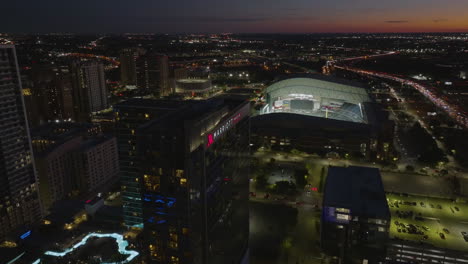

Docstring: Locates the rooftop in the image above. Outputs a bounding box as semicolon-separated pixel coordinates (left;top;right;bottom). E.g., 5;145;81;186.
114;98;194;110
176;78;210;83
323;166;390;219
266;76;370;105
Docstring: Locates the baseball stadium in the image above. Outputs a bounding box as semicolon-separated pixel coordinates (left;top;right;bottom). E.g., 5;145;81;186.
260;76;371;124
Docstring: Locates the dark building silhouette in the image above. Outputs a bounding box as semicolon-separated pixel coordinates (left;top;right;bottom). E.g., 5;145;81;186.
120;48;143;86
136;53;170;97
70;61;108;122
114;99;190;228
321;166;390;264
28;65;74;125
0;45;43;241
115;97;250;263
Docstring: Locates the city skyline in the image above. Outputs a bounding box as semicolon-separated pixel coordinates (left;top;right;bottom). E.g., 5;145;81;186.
1;4;468;261
1;0;468;33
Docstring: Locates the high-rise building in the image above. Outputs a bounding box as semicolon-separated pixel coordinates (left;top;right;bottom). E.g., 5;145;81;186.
114;99;191;228
0;45;43;240
20;76;39;128
120;48;140;86
136;97;250;264
70;61;108;122
31;123;117;212
321;166;390;264
29;65;73;125
33;135;82;211
136;54;170;97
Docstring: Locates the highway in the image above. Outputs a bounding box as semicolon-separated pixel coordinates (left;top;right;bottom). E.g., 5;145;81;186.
330;60;468;129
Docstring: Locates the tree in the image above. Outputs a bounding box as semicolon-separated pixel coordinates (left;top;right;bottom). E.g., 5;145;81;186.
294;169;308;188
290;149;302;155
273;181;296;195
255;175;268;190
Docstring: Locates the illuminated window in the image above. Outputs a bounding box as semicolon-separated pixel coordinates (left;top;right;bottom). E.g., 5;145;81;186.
182;228;190;235
149;244;160;260
22;89;32;96
131;129;135;135
180;178;187;187
336;214;350;221
336;208;350;213
175;169;184;177
171;256;179;264
169;241;178;249
144;174;160;192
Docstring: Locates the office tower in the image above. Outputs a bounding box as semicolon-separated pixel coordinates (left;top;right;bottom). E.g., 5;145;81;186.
136;54;170;97
114;99;191;228
137;97;250;264
70;61;108;122
0;45;43;240
321;166;390;264
29;65;74;125
20;76;39;128
120;48;140;86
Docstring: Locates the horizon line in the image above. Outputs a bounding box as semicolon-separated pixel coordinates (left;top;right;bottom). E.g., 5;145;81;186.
2;31;468;35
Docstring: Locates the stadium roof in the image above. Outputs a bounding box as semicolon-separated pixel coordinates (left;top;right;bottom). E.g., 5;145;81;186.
266;77;370;104
323;166;390;219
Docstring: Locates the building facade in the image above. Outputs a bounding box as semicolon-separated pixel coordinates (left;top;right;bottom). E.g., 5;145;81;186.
70;61;108;122
34;136;82;211
31;123;116;212
72;136;119;195
321;166;390;264
114;99;190;228
120;48;144;86
0;45;43;241
175;79;213;98
29;65;74;125
136;54;170;97
137;98;250;264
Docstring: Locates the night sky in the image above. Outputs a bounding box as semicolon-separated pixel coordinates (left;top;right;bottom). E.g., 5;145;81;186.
3;0;468;33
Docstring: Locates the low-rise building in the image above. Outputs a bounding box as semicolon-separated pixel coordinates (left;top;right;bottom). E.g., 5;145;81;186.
321;166;390;264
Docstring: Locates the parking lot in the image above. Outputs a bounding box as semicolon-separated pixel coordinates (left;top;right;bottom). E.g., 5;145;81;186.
387;193;468;251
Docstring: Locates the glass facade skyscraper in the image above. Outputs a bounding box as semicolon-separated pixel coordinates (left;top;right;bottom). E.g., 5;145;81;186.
0;45;43;240
115;97;250;263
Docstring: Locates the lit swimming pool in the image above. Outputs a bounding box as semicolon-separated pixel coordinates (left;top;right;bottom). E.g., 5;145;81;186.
32;233;139;264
